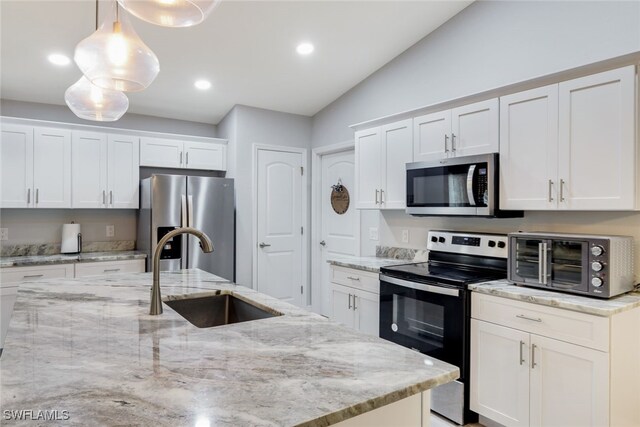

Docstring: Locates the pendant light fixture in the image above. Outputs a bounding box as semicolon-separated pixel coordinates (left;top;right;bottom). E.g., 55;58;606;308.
65;0;129;122
117;0;219;28
74;0;159;92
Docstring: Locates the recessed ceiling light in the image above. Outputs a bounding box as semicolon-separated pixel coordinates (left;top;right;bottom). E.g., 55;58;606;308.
296;42;314;56
194;79;212;90
48;53;71;66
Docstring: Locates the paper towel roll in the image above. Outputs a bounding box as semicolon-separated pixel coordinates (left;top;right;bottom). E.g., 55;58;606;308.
61;223;82;254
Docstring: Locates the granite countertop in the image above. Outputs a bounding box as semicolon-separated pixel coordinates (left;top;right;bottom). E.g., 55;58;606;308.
327;255;411;273
0;250;147;268
0;269;459;426
470;279;640;317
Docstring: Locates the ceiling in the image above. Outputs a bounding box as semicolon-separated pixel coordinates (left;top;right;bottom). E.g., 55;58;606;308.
0;1;472;124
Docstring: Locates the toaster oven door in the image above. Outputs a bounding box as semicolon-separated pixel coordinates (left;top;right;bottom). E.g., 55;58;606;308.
548;239;589;292
510;237;550;286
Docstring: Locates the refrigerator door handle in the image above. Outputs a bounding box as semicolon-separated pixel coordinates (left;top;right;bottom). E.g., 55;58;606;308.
181;195;187;228
188;195;194;228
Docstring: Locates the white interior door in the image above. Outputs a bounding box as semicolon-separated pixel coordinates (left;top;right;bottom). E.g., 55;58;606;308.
320;150;358;316
256;149;304;307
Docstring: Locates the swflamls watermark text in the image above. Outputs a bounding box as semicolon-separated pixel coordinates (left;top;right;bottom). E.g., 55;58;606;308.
3;409;70;421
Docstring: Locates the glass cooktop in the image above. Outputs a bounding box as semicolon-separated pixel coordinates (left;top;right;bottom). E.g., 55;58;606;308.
381;262;505;287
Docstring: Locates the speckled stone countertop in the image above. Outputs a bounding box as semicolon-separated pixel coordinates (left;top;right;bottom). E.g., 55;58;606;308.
470;279;640;317
0;269;458;426
0;250;147;268
327;255;407;272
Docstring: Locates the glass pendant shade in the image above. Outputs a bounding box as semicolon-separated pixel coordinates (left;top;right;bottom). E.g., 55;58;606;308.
74;1;159;92
117;0;219;27
65;76;129;122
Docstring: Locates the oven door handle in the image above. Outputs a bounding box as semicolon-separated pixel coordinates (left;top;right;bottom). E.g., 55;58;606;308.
380;274;460;297
466;164;477;206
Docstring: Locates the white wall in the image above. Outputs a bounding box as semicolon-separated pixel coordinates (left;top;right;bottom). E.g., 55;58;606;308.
218;105;312;287
310;0;640;275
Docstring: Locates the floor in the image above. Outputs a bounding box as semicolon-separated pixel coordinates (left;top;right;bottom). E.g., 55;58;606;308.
430;412;485;427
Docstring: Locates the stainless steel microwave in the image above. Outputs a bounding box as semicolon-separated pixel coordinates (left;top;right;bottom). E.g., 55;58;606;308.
508;232;635;298
406;153;521;217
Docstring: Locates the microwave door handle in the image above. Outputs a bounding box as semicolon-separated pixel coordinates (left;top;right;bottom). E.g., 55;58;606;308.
466;165;477;206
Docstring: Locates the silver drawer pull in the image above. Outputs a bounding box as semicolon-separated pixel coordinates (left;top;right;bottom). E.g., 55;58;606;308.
23;274;44;279
347;276;360;281
516;314;542;322
104;268;121;273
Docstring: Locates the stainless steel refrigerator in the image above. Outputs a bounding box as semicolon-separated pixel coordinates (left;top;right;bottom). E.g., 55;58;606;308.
137;174;235;281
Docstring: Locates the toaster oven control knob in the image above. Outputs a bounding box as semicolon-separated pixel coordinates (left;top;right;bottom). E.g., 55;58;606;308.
591;261;604;272
497;241;506;249
591;245;604;257
438;237;446;243
591;277;604;287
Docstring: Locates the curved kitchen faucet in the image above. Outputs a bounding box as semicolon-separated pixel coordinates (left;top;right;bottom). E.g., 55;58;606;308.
150;227;214;315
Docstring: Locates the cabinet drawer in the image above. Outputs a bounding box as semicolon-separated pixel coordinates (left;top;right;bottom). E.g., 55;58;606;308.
330;266;379;294
472;293;609;351
1;264;74;284
74;259;145;278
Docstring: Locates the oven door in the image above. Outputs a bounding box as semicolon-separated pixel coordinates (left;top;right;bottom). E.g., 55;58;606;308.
379;274;467;370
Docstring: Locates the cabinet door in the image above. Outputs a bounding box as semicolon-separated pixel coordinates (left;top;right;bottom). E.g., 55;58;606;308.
558;66;636;210
139;137;183;168
354;289;379;336
331;283;356;329
33;127;71;208
355;127;382;209
530;334;609;427
184;141;226;171
413;110;451;162
470;319;530;427
108;134;140;209
72;131;108;208
0;124;33;208
451;98;499;157
500;86;559;210
381;119;412;209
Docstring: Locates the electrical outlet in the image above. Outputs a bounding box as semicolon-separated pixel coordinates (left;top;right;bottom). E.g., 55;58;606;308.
401;229;409;243
106;225;115;238
0;228;8;241
369;227;379;241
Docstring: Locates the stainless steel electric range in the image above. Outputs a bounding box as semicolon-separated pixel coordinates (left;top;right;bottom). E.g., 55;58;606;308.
379;230;509;425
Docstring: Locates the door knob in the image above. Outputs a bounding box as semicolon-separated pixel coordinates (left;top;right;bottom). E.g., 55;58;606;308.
259;242;271;248
320;240;326;246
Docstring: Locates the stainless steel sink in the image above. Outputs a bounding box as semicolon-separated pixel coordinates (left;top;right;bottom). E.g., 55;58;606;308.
164;293;282;328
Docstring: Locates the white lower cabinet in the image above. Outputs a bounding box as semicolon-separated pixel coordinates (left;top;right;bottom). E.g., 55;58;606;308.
471;293;638;427
329;266;380;336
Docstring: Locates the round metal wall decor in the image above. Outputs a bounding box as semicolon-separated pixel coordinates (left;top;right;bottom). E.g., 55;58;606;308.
330;179;350;215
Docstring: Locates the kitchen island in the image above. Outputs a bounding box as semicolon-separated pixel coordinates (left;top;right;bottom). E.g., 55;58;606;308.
0;269;458;426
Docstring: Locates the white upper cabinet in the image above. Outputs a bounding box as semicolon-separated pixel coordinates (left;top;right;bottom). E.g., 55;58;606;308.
72;131;108;209
557;66;636;210
356;119;412;209
500;65;637;211
32;127;72;208
140;137;227;171
451;98;499;157
355;127;383;209
107;134;139;209
500;85;559;210
413;98;499;162
0;124;33;208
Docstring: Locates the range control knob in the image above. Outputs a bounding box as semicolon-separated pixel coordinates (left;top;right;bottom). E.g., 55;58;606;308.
488;240;496;248
497;241;506;249
591;277;604;288
591;261;604;272
438;237;446;243
591;245;605;257
430;236;438;243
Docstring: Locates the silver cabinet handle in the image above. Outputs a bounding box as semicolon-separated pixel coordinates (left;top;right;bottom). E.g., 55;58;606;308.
259;242;271;248
375;189;379;204
380;189;384;204
104;268;121;273
516;314;543;322
353;295;357;310
531;344;537;369
348;293;352;309
548;180;554;202
444;134;449;153
519;340;525;365
186;152;189;165
109;190;113;205
180;151;183;165
27;188;31;204
560;179;566;202
347;276;361;281
23;274;44;279
451;133;456;152
103;190;106;205
35;188;39;204
319;240;326;246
